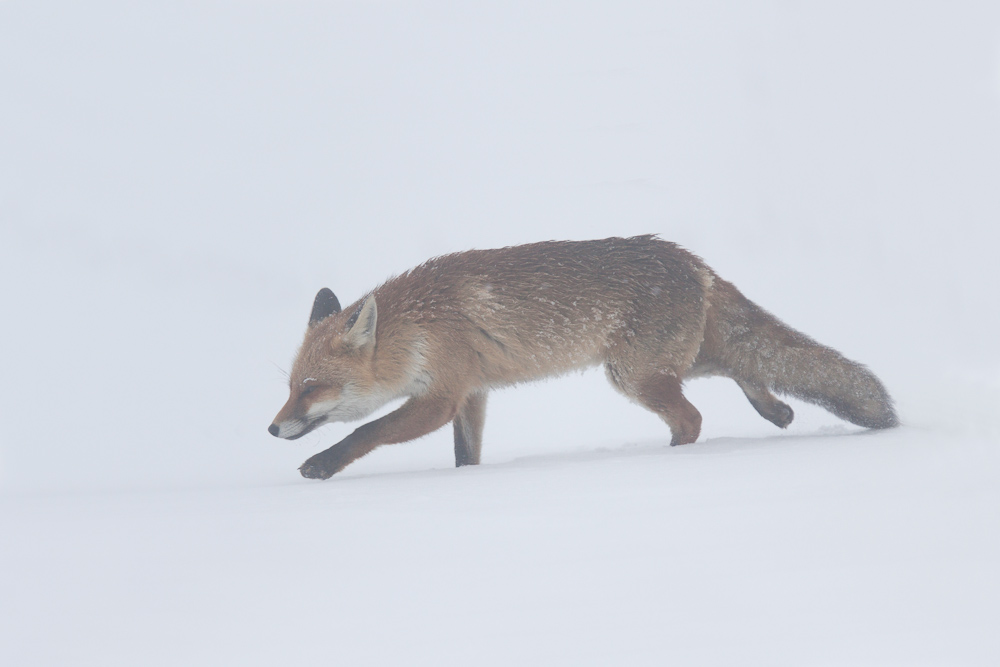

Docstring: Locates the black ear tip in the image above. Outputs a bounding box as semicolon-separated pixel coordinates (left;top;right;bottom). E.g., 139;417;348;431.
309;288;342;325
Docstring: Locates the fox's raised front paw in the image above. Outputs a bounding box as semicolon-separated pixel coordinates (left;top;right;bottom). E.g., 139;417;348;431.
299;452;345;480
299;459;334;480
299;442;358;480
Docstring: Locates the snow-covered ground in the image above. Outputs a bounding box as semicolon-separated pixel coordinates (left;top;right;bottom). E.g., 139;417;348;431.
2;2;998;665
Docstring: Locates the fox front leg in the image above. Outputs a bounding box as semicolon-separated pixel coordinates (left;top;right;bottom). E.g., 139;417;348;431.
453;392;487;467
299;394;461;479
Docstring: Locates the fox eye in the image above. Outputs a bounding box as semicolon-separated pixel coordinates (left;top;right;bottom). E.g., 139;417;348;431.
301;385;318;397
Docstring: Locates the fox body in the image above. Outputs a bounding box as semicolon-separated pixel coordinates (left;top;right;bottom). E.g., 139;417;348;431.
269;236;897;479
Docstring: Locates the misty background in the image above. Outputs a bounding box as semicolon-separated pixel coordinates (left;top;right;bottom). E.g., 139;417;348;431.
1;3;999;665
3;1;997;491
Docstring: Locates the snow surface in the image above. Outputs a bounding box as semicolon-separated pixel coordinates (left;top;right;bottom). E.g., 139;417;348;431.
2;1;999;665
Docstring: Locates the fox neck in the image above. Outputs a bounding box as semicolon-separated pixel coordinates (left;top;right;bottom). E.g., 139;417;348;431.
381;332;432;399
347;331;431;419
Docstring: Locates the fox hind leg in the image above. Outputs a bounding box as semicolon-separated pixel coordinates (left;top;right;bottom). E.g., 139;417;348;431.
607;363;702;446
736;379;794;429
637;374;702;446
453;392;487;467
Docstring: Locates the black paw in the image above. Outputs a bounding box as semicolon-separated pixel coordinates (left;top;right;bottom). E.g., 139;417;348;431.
299;455;336;480
769;402;794;429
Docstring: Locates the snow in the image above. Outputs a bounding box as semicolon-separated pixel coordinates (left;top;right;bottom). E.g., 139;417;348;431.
2;1;999;665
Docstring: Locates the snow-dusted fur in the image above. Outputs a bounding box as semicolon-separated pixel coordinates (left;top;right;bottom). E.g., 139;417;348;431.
270;236;897;479
693;276;898;431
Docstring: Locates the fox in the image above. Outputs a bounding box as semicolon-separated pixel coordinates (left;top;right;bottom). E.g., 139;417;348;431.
269;236;898;479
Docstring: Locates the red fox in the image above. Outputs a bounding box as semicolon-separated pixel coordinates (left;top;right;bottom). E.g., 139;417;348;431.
269;236;897;479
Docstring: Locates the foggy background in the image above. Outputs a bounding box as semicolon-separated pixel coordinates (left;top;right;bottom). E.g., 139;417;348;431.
2;1;997;491
1;2;999;665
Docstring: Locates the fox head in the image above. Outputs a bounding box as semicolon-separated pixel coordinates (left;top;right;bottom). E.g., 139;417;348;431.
269;288;384;440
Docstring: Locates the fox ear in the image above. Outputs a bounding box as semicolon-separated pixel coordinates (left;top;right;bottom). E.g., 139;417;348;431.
309;288;341;326
343;296;377;349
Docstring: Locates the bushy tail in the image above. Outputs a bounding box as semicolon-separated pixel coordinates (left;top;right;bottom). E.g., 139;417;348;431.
705;279;898;429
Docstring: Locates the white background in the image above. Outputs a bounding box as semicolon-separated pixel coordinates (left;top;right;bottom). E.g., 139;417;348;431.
2;2;998;665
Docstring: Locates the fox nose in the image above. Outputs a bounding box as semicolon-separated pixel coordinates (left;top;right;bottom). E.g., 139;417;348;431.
268;424;280;437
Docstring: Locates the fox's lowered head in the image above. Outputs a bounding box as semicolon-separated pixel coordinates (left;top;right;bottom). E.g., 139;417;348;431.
269;288;386;440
